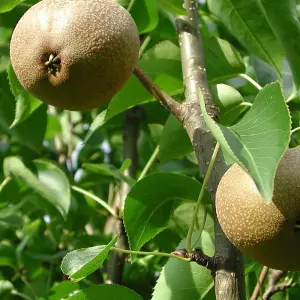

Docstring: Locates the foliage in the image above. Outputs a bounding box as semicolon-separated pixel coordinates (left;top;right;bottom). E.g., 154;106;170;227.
0;0;299;300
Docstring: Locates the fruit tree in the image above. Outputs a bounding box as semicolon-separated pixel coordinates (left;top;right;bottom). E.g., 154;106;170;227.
0;0;299;300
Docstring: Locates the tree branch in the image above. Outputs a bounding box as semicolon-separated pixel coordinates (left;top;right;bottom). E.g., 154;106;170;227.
175;1;245;299
133;67;184;121
172;248;218;271
250;266;269;300
263;269;291;300
106;106;144;284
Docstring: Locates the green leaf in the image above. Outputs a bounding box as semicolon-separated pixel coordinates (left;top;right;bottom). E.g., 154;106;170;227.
120;158;132;172
0;243;16;269
16;219;41;255
66;284;142;300
0;280;14;298
259;0;300;88
40;281;80;300
85;38;244;141
204;37;245;83
3;157;71;219
83;163;135;186
0;214;22;228
61;235;118;282
211;84;248;126
0;179;20;209
124;173;210;256
0;70;47;152
152;232;214;300
8;64;42;127
0;74;47;152
108;41;183;119
169;203;214;239
208;0;284;75
130;0;159;34
159;114;192;161
0;199;28;218
199;82;291;202
11;104;47;152
0;45;9;73
0;0;23;13
157;0;186;15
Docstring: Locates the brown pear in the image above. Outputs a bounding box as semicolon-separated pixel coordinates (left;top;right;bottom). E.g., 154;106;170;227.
216;148;300;271
10;0;140;111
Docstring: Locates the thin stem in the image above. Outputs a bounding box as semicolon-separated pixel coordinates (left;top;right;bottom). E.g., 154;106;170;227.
18;3;31;7
133;67;184;120
239;73;262;90
240;102;253;107
291;126;300;134
20;276;37;300
127;0;135;12
0;177;12;191
111;247;189;262
138;146;159;180
11;290;32;300
71;186;117;218
186;143;220;253
139;36;151;58
46;263;54;293
192;208;207;248
250;266;269;300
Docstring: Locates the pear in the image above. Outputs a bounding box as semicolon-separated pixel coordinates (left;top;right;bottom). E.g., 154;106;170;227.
10;0;140;111
216;148;300;270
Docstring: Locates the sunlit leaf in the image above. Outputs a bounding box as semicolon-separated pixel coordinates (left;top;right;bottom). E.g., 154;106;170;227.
8;64;42;127
4;157;71;218
61;235;118;282
66;284;142;300
199;82;291;202
152;232;215;300
124;173;210;257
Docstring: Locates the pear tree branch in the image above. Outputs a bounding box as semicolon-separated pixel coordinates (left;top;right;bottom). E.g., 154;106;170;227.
133;67;184;121
250;266;269;300
106;106;144;284
263;269;291;300
175;1;245;299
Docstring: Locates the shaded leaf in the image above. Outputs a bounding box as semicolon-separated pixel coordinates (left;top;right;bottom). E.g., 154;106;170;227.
0;75;47;152
159;114;192;161
208;0;284;75
259;0;300;88
204;37;245;83
211;84;247;125
8;64;42;127
0;71;47;152
157;0;186;15
0;179;20;209
0;198;28;218
0;0;23;13
66;284;142;300
83;163;135;186
0;280;14;298
61;235;118;282
0;243;16;269
16;219;41;255
152;232;214;300
40;281;80;300
199;82;291;202
170;203;214;239
4;157;71;218
130;0;159;34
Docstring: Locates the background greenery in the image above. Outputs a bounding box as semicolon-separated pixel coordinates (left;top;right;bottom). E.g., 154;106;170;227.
1;0;300;299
